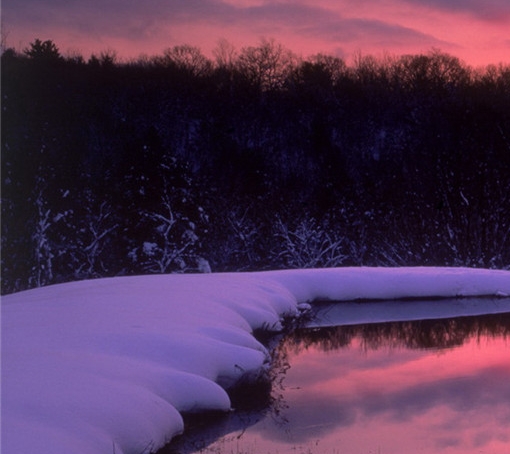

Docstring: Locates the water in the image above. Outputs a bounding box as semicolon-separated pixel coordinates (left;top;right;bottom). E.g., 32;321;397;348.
166;299;510;454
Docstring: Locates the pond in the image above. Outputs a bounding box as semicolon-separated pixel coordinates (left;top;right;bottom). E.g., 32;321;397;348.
164;298;510;454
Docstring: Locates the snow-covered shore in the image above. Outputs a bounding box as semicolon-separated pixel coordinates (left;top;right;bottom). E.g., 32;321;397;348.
2;267;510;454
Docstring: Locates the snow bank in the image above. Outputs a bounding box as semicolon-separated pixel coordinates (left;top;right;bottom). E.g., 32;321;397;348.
2;267;509;454
261;266;510;302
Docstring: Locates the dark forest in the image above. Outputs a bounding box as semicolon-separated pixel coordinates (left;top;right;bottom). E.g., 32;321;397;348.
2;39;510;294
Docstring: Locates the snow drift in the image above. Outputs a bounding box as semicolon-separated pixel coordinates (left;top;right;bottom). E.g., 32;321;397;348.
2;267;510;454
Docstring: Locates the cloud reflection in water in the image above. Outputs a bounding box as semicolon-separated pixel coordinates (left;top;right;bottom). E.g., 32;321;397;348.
253;313;510;453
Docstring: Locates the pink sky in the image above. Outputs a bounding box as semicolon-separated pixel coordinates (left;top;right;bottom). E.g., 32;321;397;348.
3;0;510;66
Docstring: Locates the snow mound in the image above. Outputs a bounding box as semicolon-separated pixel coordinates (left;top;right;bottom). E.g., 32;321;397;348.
2;267;510;454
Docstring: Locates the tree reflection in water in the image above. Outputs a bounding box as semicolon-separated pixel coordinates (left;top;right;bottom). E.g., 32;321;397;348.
284;312;510;353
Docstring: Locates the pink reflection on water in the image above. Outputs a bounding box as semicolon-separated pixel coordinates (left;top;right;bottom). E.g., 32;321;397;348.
275;336;510;453
196;317;510;454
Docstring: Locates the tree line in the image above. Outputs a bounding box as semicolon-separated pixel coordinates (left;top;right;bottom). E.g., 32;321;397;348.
2;39;510;294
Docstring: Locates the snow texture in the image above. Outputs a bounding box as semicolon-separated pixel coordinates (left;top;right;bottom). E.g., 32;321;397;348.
2;267;510;454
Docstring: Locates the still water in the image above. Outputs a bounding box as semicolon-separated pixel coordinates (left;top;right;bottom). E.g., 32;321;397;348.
168;300;510;454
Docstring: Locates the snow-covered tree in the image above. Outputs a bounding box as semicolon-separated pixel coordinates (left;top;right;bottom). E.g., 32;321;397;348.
68;195;120;279
272;217;347;269
132;190;209;274
29;181;56;288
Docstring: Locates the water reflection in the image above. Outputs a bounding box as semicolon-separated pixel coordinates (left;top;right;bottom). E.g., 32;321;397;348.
290;310;510;351
166;307;510;454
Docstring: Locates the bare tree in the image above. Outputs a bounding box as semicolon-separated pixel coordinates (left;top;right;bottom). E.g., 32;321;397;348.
213;38;237;69
162;44;212;77
238;38;297;90
308;53;347;84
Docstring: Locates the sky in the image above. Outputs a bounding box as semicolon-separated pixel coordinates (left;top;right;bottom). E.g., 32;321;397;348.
2;0;510;67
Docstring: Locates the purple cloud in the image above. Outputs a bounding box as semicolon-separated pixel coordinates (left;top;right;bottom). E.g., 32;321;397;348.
301;16;451;48
401;0;510;21
2;0;443;45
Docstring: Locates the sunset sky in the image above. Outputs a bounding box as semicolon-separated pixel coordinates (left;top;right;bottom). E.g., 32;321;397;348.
3;0;510;66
